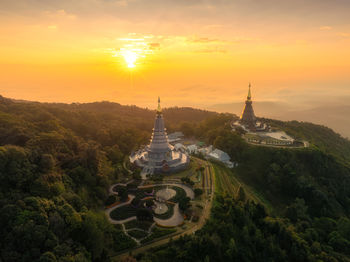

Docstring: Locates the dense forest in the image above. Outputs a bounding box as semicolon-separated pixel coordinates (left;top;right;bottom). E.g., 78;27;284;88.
139;123;350;261
0;96;217;261
0;95;350;261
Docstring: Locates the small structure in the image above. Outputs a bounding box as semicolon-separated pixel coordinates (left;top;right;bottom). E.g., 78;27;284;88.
198;145;213;156
174;143;185;152
168;131;184;143
130;98;190;176
208;149;234;168
196;145;235;168
187;144;198;154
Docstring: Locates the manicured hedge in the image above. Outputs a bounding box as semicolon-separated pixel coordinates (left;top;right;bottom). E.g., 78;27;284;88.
124;220;153;231
127;229;149;239
110;204;138;220
140;227;177;244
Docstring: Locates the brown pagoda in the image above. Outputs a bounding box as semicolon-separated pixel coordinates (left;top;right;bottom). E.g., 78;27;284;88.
240;83;257;130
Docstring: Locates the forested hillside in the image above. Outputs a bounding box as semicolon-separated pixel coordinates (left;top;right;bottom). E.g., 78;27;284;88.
264;118;350;164
139;121;350;262
1;95;350;262
0;96;217;261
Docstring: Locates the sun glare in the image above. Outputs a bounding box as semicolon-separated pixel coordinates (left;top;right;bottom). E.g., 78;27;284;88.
121;50;138;68
113;35;157;70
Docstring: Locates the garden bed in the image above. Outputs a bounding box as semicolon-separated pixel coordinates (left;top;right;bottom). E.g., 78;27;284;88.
140;226;177;244
124;220;153;231
153;203;174;220
127;229;149;239
169;186;187;202
110;204;138;220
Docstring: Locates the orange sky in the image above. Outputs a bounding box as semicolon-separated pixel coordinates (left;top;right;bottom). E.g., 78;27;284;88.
0;0;349;110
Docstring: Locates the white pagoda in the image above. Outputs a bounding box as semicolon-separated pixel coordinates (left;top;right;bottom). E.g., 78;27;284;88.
130;97;189;177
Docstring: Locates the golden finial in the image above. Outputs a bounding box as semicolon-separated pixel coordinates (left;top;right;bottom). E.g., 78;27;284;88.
157;96;162;113
247;83;252;100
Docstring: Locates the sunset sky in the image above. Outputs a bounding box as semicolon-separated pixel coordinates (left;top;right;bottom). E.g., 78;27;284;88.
0;0;349;111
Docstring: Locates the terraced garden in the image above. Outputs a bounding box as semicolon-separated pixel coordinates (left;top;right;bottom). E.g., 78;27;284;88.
213;164;273;213
214;165;238;196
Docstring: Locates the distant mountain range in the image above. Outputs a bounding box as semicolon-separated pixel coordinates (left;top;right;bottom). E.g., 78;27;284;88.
4;94;349;139
208;101;350;139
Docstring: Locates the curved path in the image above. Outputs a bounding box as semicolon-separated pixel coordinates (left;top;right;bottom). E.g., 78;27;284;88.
154;203;184;227
109;180;134;195
105;182;194;226
112;159;215;260
139;183;194;200
105;194;136;224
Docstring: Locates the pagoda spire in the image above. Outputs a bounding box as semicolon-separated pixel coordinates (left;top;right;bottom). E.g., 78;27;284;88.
247;83;252;101
157;96;162;113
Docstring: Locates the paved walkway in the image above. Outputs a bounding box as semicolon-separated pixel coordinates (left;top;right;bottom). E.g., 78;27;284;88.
139;183;194;200
109;180;135;195
112;159;215;260
106;182;194;225
154;203;184;227
105;194;136;224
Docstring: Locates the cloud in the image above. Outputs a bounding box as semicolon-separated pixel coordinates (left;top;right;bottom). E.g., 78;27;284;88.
189;37;221;43
187;36;227;44
42;9;76;20
194;48;227;53
47;25;58;30
320;26;332;30
337;32;350;37
185;36;230;53
113;0;128;7
149;43;160;50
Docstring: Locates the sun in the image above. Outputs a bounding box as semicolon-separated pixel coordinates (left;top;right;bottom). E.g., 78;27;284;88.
121;50;138;68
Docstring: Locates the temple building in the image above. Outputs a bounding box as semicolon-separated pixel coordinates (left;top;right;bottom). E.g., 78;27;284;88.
232;84;302;147
130;97;190;177
240;83;257;130
237;83;268;132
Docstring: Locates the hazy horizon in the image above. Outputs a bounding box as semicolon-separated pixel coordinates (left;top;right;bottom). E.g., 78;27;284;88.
4;91;349;139
0;0;349;136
